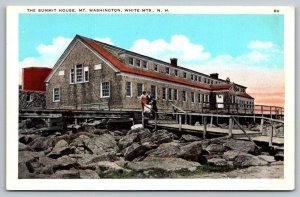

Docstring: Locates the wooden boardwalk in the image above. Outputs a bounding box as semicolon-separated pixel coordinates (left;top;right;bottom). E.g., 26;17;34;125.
151;122;284;146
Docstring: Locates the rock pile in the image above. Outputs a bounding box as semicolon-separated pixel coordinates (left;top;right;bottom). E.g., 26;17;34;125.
18;119;282;179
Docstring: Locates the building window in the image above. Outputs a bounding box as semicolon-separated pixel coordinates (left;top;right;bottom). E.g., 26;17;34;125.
70;69;75;84
162;87;166;100
204;78;207;84
168;88;172;100
151;85;157;99
135;59;141;67
173;89;178;101
129;57;134;65
154;64;158;72
191;92;195;103
75;64;83;83
101;82;110;98
198;93;201;103
198;76;201;82
166;67;170;74
126;81;132;97
84;67;89;82
26;93;32;102
182;91;187;102
194;76;198;81
190;74;194;80
137;83;143;97
142;60;147;69
174;69;178;76
53;88;60;102
183;72;187;78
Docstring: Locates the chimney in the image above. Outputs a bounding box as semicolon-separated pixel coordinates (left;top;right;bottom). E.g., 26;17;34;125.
210;73;219;79
170;58;178;66
226;77;230;83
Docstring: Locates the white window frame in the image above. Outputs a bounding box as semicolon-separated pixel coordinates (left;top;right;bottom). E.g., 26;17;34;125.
142;60;148;69
183;72;187;79
126;81;132;97
26;93;33;102
182;91;187;102
166;67;170;75
154;64;158;72
162;87;166;100
137;83;144;97
84;66;89;82
174;69;178;77
129;57;134;66
151;85;157;99
173;89;178;101
70;68;75;84
135;59;141;67
75;64;83;83
101;81;110;98
191;92;195;103
53;88;60;102
168;88;172;101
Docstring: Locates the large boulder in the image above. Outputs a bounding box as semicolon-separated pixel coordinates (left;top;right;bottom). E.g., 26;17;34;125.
178;141;202;162
50;169;80;179
47;140;74;158
79;170;100;179
137;129;152;143
18;163;31;179
19;151;45;164
127;157;201;172
258;155;276;163
180;134;201;142
207;158;228;167
223;150;240;161
224;139;258;154
118;133;139;150
146;142;180;158
150;130;176;145
233;153;268;168
205;144;226;155
123;143;152;161
19;134;38;144
29;136;57;151
85;134;119;155
52;155;79;172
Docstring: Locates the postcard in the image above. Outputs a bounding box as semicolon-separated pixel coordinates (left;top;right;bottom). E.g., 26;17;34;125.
6;6;295;190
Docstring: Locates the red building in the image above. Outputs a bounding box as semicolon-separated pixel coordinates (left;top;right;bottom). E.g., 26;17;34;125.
22;67;52;92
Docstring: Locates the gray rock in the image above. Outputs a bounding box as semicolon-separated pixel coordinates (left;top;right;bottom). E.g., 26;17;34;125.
137;129;152;143
19;142;30;151
127;157;201;172
47;140;74;158
207;158;228;167
178;141;202;162
150;130;176;145
224;139;258;154
93;129;109;135
19;134;38;144
18;163;30;178
223;150;240;161
52;155;79;172
180;134;201;142
233;153;268;167
258;155;276;163
29;136;56;151
205;144;226;153
50;169;80;179
19;151;45;164
123;142;152;161
79;170;100;179
88;161;124;174
85;134;119;155
118;133;138;149
147;142;181;158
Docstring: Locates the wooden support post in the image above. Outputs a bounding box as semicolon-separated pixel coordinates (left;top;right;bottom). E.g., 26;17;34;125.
75;118;78;125
261;106;264;117
260;118;264;133
189;114;192;125
185;113;187;125
154;112;157;131
179;114;182;132
270;106;272;119
210;116;213;127
269;124;274;146
203;116;207;139
201;115;204;125
228;117;233;138
142;107;144;128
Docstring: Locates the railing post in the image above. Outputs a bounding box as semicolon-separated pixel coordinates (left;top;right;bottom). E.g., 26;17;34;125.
203;116;207;139
261;106;264;117
269;124;274;146
189;114;192;125
141;107;144;128
154;112;157;130
228;117;233;138
270;106;272;119
210;116;213;127
260;118;264;133
179;114;182;132
185;112;187;125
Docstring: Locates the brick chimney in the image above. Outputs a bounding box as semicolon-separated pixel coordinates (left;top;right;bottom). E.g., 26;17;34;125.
210;73;219;79
170;58;178;66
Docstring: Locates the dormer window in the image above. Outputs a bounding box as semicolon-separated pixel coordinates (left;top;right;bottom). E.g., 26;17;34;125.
190;74;194;80
129;57;134;65
154;64;158;72
194;75;198;81
135;59;141;67
183;72;187;78
142;60;147;69
166;67;170;74
174;69;178;76
198;76;201;82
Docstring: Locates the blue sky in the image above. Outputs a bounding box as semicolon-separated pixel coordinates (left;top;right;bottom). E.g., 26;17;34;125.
18;13;285;106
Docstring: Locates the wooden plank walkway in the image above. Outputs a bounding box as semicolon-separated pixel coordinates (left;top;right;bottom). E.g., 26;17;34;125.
152;123;284;145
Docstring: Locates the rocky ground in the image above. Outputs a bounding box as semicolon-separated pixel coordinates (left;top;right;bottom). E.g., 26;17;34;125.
18;118;284;179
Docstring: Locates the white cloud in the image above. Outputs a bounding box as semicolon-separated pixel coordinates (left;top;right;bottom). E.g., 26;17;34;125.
247;41;274;50
94;37;114;45
129;35;211;64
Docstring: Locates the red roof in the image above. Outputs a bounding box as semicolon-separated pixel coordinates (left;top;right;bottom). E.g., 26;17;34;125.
78;36;253;100
23;67;52;92
236;92;254;99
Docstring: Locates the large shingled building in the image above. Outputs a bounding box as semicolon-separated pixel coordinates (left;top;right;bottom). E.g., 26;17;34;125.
45;35;254;112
